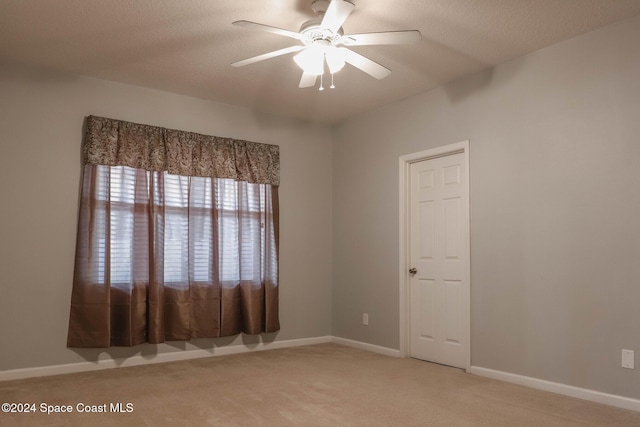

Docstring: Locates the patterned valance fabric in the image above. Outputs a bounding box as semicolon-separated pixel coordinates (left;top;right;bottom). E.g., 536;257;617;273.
83;115;280;186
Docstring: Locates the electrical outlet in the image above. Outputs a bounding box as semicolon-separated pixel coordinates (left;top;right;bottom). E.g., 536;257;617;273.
362;313;369;326
622;349;634;369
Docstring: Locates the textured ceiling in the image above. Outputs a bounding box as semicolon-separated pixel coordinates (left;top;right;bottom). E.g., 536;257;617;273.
1;0;639;124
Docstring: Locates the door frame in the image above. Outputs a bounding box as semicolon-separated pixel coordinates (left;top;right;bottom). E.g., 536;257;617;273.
398;140;471;370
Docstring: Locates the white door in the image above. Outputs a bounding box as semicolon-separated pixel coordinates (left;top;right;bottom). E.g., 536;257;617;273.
409;152;469;368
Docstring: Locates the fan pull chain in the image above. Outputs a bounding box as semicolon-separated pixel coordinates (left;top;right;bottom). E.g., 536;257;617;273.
330;73;335;89
319;74;324;91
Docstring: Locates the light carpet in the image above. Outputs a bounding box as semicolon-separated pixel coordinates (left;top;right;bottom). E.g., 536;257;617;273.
1;343;639;426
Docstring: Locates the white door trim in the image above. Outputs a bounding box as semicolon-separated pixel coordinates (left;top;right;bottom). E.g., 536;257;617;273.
398;140;470;369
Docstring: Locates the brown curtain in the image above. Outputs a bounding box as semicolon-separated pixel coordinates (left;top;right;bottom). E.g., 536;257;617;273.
67;116;279;348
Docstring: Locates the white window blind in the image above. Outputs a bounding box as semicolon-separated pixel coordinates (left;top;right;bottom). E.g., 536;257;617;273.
91;165;275;288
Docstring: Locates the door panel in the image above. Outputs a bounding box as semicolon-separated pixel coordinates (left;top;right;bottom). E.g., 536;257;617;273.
419;201;435;260
416;279;436;340
445;280;462;344
444;198;461;259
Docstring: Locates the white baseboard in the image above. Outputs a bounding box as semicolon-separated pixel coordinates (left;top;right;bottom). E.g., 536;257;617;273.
331;336;400;358
0;336;333;382
468;366;640;412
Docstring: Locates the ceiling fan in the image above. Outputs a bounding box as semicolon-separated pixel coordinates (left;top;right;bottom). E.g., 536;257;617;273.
231;0;422;90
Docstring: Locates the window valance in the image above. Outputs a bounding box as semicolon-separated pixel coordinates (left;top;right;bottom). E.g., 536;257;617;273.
83;115;280;186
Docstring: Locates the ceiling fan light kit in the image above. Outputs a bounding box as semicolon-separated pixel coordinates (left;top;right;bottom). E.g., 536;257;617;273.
293;43;346;74
231;0;421;91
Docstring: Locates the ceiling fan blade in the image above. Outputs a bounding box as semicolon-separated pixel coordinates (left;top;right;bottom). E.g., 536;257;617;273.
232;20;302;41
232;45;305;67
321;0;355;33
299;72;318;88
342;30;422;46
344;49;391;79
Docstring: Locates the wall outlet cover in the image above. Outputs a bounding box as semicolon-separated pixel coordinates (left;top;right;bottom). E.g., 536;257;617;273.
622;349;634;369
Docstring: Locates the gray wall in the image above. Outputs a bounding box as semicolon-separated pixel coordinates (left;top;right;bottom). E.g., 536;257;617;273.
333;15;640;399
0;61;333;370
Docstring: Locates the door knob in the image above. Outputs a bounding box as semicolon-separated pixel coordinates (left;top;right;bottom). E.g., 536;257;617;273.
409;268;417;275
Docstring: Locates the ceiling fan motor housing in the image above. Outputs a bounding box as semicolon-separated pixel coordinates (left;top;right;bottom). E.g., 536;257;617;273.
300;19;343;46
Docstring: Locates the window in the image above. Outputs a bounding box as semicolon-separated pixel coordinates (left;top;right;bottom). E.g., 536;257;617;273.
68;116;280;348
91;166;276;288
